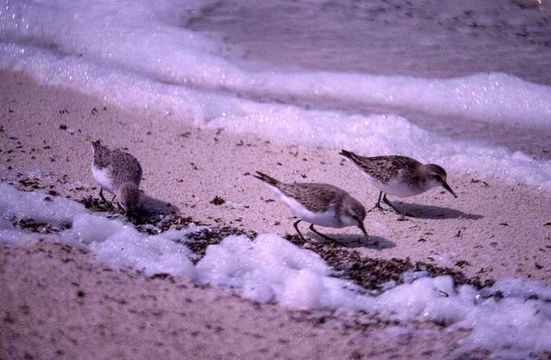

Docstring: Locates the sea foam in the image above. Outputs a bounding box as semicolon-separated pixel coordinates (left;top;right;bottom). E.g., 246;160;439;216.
1;184;550;358
2;0;550;124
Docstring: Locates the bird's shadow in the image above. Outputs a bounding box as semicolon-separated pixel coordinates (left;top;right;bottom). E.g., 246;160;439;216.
308;232;395;250
389;202;483;220
136;193;180;217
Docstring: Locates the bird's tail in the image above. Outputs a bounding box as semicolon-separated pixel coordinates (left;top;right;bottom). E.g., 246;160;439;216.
339;149;362;164
253;171;280;186
92;139;102;152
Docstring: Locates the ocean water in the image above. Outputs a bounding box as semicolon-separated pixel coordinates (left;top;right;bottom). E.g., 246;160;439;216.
2;1;551;357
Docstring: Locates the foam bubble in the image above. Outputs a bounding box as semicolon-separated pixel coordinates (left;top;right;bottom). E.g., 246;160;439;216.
0;183;85;224
89;227;195;277
0;217;14;230
72;213;127;244
0;229;43;246
196;234;367;308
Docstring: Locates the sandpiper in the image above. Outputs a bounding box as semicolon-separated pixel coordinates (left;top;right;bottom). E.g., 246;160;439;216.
340;150;457;214
91;140;143;211
254;171;368;241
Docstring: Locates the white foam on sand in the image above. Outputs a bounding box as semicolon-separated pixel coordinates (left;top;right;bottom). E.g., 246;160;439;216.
1;184;550;358
2;0;551;191
0;183;84;224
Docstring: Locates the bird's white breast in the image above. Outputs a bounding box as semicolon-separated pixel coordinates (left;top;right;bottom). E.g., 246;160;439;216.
377;177;421;197
92;165;114;193
366;169;426;198
270;186;345;228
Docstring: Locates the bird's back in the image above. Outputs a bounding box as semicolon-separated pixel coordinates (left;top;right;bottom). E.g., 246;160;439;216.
278;182;347;213
110;150;143;186
341;151;421;183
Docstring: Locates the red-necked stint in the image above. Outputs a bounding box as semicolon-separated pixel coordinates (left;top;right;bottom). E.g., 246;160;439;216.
254;171;368;241
340;150;457;214
91;140;143;211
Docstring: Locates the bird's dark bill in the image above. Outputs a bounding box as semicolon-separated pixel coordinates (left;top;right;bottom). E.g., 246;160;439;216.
357;221;369;238
442;182;457;198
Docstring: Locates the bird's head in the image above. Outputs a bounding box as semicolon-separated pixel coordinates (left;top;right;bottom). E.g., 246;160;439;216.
425;164;457;198
118;182;141;211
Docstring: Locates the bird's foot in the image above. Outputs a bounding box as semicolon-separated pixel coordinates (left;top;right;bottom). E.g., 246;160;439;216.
367;203;391;214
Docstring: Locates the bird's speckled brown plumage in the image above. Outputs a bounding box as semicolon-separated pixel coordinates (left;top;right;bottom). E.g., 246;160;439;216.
91;140;143;210
254;171;366;224
340;151;423;184
92;140;142;187
339;149;456;214
254;171;369;240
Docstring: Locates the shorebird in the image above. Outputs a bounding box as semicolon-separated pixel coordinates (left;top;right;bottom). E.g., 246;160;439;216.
254;171;368;241
340;150;457;214
91;140;143;211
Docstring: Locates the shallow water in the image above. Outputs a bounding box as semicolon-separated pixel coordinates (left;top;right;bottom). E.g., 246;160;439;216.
188;0;551;82
187;0;551;157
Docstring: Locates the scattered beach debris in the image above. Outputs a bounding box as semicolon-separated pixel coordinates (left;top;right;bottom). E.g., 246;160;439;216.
210;196;225;206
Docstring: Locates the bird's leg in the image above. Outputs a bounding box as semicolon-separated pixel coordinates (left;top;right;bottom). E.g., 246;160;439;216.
293;220;306;241
382;194;403;214
99;188;107;203
368;191;386;213
115;202;126;213
376;191;384;209
309;224;338;242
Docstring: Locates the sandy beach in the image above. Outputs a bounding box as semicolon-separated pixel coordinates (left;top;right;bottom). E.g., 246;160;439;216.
1;69;550;358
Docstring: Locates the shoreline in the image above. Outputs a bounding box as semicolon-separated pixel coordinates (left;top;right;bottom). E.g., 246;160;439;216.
1;70;549;282
1;69;550;358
